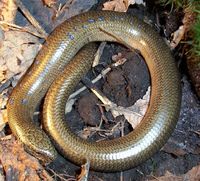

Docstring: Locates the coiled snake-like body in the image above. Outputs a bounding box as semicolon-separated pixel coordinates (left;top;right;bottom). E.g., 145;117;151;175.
7;11;181;172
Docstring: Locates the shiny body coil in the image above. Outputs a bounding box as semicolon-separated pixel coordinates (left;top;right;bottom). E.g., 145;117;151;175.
7;11;181;171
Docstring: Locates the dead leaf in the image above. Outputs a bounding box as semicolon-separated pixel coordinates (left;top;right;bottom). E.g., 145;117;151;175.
42;0;57;7
77;160;90;181
0;109;7;131
183;165;200;181
107;87;150;128
169;7;197;50
0;0;17;25
170;25;186;49
0;89;9;131
0;30;40;83
150;165;200;181
103;0;136;12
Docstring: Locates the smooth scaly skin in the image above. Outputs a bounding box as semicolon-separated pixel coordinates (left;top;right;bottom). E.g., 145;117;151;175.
7;11;181;171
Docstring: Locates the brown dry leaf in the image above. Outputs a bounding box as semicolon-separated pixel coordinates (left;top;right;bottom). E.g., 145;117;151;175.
103;0;136;12
183;165;200;181
0;30;40;84
0;81;8;131
42;0;57;7
107;87;150;128
0;109;7;131
0;0;17;25
0;90;9;131
77;160;90;181
170;25;186;49
150;165;200;181
169;7;196;50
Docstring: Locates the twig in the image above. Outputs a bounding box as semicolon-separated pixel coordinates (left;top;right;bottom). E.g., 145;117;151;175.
0;21;46;38
15;0;48;38
147;174;160;181
190;130;200;136
68;68;110;100
80;120;123;140
97;104;109;124
83;127;113;134
98;117;104;129
92;42;107;67
47;168;76;181
55;0;75;18
68;56;127;100
40;170;54;181
81;77;113;106
96;121;122;139
110;121;122;134
120;119;125;137
136;169;144;176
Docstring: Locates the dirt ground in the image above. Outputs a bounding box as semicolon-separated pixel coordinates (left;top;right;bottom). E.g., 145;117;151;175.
0;0;199;180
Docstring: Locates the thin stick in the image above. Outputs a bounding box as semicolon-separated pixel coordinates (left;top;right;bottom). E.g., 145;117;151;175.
0;21;46;38
47;168;76;181
68;67;111;100
92;42;107;67
55;0;75;17
15;0;48;38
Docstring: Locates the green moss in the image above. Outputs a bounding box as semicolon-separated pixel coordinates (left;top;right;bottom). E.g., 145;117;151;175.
158;0;186;9
158;0;200;57
158;0;198;9
193;14;200;56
